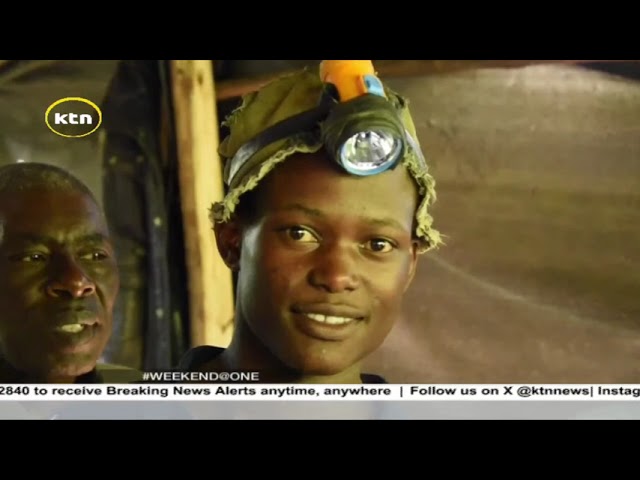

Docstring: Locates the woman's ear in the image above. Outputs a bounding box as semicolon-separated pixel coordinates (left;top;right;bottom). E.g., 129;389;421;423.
404;240;420;293
214;219;243;271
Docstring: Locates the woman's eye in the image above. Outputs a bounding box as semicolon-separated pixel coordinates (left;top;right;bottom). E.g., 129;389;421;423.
364;239;395;253
287;227;317;243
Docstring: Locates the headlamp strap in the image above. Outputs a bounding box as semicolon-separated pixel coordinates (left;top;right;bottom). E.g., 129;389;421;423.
225;101;333;185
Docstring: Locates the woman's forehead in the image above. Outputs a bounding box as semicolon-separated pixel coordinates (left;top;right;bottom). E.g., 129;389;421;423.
260;153;418;218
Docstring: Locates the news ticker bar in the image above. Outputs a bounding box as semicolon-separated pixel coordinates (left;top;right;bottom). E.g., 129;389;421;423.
2;384;640;401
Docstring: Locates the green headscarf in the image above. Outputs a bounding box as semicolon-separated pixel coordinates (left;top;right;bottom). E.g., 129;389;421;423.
211;67;442;253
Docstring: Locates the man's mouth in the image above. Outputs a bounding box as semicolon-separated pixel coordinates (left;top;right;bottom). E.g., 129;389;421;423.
53;308;99;334
55;323;91;334
50;309;100;352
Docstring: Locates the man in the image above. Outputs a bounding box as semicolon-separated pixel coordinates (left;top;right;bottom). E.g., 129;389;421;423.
179;61;442;384
0;162;141;383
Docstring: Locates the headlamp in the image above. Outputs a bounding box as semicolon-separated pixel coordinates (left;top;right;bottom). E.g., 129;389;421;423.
320;89;407;177
224;60;424;186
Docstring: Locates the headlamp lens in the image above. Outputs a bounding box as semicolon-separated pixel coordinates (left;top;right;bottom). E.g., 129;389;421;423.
339;130;403;175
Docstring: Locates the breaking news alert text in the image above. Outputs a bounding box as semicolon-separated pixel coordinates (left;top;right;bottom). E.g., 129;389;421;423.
2;384;640;401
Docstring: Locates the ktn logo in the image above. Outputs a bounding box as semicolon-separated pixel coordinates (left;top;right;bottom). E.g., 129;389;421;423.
45;97;103;138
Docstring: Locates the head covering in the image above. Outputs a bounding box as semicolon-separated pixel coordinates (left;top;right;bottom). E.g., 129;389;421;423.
211;65;442;253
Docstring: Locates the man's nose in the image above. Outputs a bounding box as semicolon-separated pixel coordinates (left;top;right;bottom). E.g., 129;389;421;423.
46;257;96;299
308;244;360;293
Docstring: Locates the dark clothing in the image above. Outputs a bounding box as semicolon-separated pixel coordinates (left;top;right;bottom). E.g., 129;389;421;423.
82;364;143;383
0;360;141;384
178;345;388;384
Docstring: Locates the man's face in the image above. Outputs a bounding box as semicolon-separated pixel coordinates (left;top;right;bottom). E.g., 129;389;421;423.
0;188;119;379
219;152;419;376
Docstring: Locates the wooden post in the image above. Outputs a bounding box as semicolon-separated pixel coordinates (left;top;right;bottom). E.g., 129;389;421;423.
170;60;234;348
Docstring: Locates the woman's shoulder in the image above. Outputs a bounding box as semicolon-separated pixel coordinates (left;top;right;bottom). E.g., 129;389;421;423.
360;373;388;384
178;346;389;384
177;345;225;371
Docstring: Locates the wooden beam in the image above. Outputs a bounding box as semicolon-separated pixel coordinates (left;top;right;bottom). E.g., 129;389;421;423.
0;60;61;86
170;60;235;348
214;60;589;101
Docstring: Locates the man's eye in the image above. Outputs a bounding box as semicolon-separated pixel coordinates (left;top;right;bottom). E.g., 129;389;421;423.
363;239;395;253
10;253;48;262
80;251;109;261
24;253;47;262
286;227;317;243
